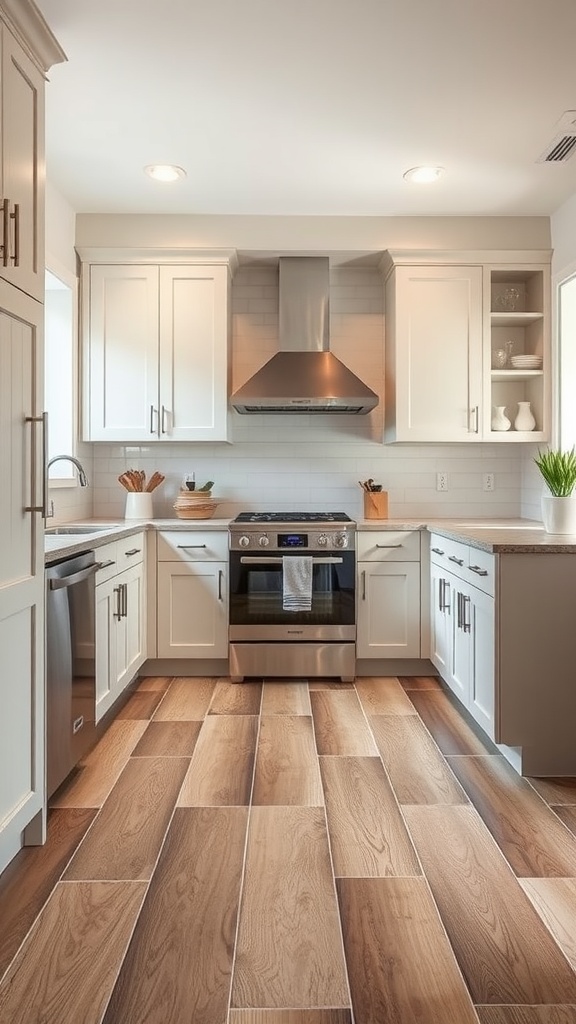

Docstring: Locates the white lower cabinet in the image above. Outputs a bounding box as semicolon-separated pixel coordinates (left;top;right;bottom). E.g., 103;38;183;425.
156;530;228;659
95;537;146;723
429;534;495;739
356;531;421;658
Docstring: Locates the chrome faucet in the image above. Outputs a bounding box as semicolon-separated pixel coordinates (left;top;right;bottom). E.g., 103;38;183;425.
45;455;90;518
47;455;89;487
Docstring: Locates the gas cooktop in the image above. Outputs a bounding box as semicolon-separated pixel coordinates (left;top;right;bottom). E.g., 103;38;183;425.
232;512;353;524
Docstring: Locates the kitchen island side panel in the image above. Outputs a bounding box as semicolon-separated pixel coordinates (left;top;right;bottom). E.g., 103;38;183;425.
498;552;576;775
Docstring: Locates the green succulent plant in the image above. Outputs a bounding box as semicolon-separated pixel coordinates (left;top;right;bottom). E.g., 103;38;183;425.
534;447;576;497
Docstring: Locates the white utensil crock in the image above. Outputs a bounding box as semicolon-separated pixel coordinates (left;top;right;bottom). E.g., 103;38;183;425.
125;492;153;519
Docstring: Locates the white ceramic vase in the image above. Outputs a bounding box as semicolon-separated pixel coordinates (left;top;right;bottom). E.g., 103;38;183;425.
491;406;511;431
514;401;536;431
125;492;153;519
541;493;576;534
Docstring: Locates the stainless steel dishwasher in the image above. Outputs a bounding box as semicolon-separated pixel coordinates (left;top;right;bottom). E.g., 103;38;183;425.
46;550;99;797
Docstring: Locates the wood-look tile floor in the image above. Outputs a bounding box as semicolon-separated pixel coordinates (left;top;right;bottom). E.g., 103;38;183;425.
2;675;576;1024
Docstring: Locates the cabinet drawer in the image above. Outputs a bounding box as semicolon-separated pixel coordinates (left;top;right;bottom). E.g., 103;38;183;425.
95;541;119;584
466;547;495;597
357;530;421;562
157;530;229;561
117;531;145;570
429;534;469;571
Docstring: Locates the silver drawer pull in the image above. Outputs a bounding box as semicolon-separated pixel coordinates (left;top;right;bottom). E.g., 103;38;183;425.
431;547;445;555
97;559;116;570
375;543;402;548
448;555;464;566
124;548;141;556
177;544;207;549
469;565;489;576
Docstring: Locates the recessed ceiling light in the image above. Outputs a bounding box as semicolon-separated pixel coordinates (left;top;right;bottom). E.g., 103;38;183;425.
403;165;445;184
144;164;187;183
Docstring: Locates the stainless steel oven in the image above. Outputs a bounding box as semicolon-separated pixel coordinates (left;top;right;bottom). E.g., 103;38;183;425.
229;513;356;682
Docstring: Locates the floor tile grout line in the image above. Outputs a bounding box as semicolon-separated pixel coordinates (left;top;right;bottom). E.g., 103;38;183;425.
225;679;265;1024
308;681;356;1024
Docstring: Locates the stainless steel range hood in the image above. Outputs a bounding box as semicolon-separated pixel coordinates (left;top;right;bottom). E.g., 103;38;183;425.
231;257;379;414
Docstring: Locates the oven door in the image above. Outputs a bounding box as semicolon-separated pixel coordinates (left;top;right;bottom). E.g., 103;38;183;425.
229;549;356;641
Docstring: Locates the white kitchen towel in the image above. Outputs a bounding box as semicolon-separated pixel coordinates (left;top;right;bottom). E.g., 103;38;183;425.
282;556;313;611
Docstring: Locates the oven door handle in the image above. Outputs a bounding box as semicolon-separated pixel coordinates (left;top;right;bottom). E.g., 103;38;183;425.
239;556;344;565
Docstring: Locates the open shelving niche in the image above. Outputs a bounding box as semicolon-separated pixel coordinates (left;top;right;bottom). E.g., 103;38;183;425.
484;265;550;442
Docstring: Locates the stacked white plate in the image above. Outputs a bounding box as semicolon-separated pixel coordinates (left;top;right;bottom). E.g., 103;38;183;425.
510;355;542;369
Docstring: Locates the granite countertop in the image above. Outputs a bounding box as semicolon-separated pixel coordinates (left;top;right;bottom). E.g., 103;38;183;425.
356;517;576;553
45;516;576;563
44;518;232;563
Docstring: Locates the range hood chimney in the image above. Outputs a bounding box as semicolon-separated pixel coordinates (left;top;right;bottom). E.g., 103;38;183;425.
231;256;379;414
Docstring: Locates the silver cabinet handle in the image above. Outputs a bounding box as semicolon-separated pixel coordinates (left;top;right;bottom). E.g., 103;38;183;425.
114;585;122;621
438;577;444;611
469;405;479;433
375;543;402;548
456;591;462;629
218;569;223;601
161;405;169;434
178;544;207;549
462;594;471;632
431;547;445;556
440;578;451;612
97;559;116;570
150;405;158;435
1;198;8;267
449;555;464;566
124;548;141;556
469;565;489;577
24;412;49;517
10;202;19;266
122;582;128;618
362;569;366;601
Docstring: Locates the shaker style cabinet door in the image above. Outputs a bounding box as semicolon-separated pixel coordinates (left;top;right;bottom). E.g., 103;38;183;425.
82;261;231;442
0;23;46;302
385;265;483;442
84;264;159;441
0;284;45;872
356;562;421;658
157;561;228;658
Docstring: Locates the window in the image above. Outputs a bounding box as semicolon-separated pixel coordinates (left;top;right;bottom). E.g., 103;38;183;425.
45;264;76;482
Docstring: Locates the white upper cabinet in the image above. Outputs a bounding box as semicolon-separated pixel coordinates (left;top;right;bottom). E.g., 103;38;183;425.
81;254;234;442
0;9;63;302
385;264;483;442
383;251;551;444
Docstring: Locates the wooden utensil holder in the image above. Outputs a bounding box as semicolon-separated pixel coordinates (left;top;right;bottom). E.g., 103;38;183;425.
363;490;388;520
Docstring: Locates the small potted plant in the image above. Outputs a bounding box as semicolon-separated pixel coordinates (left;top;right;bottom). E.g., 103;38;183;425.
534;446;576;534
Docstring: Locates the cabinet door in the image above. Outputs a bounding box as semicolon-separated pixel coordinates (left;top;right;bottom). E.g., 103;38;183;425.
159;265;229;441
386;265;483;442
121;562;146;687
0;26;45;302
429;563;452;675
0;285;45;872
85;265;159;441
357;562;420;658
95;576;120;723
468;585;495;738
157;561;228;658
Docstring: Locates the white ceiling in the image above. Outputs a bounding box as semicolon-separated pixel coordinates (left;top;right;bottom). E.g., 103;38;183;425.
36;0;576;218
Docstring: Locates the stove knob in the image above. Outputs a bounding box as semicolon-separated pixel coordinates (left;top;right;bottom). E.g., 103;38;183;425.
317;534;328;547
334;532;348;549
238;535;250;548
259;535;270;547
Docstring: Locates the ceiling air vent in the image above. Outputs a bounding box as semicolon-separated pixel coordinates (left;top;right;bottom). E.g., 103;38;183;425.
538;111;576;162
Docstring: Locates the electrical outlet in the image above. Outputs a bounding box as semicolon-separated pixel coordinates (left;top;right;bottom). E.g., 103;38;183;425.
436;472;448;492
483;473;495;492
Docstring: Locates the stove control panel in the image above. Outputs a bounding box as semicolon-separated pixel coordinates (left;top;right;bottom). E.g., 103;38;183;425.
230;527;355;551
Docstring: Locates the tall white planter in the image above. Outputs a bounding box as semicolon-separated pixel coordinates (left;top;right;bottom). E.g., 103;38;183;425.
541;493;576;534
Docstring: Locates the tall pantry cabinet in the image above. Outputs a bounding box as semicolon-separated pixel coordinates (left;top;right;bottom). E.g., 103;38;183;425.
0;1;65;874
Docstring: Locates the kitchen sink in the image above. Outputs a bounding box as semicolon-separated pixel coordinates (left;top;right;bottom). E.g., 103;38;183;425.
45;526;114;535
